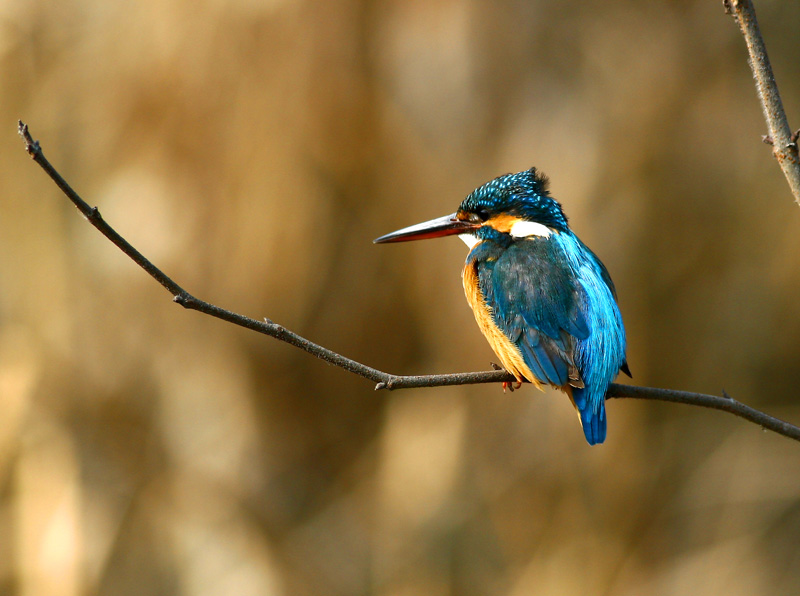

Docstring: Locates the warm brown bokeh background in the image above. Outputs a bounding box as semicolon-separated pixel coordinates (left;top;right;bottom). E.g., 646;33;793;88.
2;1;800;594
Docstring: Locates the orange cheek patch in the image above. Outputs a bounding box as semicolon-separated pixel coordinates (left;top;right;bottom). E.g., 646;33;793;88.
485;214;522;234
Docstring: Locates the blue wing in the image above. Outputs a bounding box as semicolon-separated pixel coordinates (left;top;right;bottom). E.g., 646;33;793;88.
472;238;589;389
468;235;627;445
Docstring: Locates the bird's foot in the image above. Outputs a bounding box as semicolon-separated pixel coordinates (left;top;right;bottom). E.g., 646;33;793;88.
492;363;521;392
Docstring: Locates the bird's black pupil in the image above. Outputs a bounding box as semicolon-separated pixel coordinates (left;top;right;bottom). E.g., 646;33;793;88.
476;209;490;221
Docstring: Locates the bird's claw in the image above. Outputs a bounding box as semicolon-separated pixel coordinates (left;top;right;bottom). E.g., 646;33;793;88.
491;362;521;392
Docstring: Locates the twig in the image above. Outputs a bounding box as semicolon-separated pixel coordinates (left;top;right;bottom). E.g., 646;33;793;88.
725;0;800;205
17;121;800;443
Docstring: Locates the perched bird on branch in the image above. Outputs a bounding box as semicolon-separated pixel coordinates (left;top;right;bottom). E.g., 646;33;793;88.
375;168;630;445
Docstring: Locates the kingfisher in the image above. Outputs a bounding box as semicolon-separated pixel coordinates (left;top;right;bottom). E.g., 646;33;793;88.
374;168;630;445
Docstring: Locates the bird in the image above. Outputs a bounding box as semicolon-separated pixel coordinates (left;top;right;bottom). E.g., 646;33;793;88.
374;168;630;445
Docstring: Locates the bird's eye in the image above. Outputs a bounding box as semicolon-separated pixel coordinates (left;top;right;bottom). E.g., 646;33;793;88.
465;213;482;224
474;208;490;222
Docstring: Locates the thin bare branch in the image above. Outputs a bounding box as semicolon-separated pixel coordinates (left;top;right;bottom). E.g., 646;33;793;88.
726;0;800;205
17;121;800;443
606;384;800;441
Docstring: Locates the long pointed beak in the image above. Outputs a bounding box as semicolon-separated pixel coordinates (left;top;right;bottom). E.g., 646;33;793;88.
373;213;479;244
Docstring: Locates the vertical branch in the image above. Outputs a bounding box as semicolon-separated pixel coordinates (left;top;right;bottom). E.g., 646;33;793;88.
726;0;800;205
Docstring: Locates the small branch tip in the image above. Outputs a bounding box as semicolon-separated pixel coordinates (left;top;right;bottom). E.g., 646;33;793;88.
17;120;40;156
378;377;398;390
722;0;733;16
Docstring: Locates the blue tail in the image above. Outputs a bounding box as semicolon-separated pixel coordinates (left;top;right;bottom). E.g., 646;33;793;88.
570;387;606;445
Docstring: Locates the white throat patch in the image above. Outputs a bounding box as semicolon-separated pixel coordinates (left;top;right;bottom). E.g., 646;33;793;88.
509;220;552;238
458;233;480;249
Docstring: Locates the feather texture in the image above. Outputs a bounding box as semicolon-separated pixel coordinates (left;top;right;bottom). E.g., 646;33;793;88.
463;231;626;445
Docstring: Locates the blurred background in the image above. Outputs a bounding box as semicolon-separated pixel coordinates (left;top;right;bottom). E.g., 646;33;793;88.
2;0;800;594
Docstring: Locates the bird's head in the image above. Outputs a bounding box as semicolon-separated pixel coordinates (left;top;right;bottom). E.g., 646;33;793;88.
374;168;569;247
